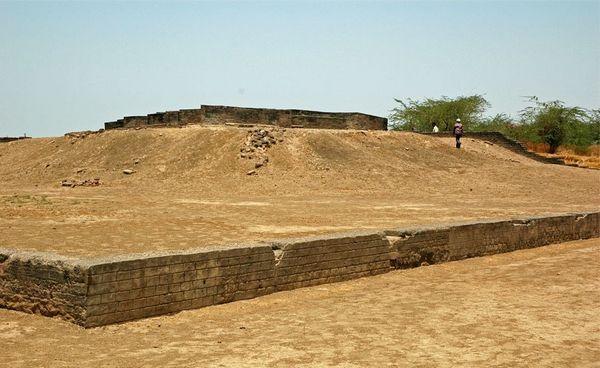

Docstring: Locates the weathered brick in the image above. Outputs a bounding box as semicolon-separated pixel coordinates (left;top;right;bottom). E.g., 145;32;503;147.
116;270;131;281
283;239;385;257
116;279;135;291
90;272;116;284
155;284;168;295
101;292;116;304
146;295;161;307
279;245;387;268
88;262;121;275
172;291;185;302
88;281;117;295
190;295;217;308
145;256;172;268
168;263;185;274
86;294;103;306
115;290;132;302
145;275;160;287
142;286;156;298
88;303;117;316
158;274;170;285
168;283;181;293
195;267;221;279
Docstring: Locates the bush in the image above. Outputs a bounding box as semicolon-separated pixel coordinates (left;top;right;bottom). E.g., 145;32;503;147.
519;97;590;153
389;95;489;132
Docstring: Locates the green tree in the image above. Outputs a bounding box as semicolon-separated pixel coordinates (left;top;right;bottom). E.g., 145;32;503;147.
519;97;589;153
584;109;600;145
389;95;489;132
471;113;512;132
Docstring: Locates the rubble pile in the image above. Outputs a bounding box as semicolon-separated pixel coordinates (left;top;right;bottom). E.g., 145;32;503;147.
239;128;284;174
60;178;101;188
64;130;96;139
64;130;103;144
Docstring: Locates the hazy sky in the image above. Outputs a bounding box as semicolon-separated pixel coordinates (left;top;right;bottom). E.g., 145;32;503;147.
1;1;598;137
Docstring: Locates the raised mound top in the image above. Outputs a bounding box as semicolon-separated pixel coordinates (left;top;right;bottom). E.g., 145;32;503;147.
0;125;598;257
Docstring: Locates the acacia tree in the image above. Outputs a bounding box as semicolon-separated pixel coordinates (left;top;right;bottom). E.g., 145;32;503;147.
584;109;600;145
519;97;589;153
389;95;489;132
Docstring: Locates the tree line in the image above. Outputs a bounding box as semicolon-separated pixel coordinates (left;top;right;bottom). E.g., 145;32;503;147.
389;95;599;153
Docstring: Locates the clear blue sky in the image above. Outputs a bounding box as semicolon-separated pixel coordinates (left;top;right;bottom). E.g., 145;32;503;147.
0;1;598;137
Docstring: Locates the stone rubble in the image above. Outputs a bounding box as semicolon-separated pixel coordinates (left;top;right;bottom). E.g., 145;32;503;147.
60;178;101;188
239;127;284;173
64;131;93;139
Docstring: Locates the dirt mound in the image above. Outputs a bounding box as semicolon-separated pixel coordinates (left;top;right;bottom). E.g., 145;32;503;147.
0;125;558;193
1;125;598;257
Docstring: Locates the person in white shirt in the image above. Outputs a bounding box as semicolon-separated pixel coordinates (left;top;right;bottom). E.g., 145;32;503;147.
432;123;439;133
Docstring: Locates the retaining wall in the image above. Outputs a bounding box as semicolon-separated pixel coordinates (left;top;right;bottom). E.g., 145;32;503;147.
0;212;598;327
104;105;388;131
385;212;599;268
83;232;390;327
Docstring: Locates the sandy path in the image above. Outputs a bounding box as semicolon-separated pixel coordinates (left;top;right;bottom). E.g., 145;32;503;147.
1;238;598;367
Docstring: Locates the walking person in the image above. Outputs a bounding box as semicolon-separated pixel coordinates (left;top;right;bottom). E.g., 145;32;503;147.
453;118;464;148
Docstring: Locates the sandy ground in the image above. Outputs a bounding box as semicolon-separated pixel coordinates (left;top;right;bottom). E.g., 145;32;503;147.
1;238;598;367
1;126;598;258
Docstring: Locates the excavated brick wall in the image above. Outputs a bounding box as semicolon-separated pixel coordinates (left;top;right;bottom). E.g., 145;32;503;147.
84;232;390;327
386;212;599;269
0;212;598;327
84;245;276;327
104;105;388;131
271;232;390;292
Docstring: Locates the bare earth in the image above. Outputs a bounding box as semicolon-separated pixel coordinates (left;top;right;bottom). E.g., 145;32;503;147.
0;238;597;367
0;126;598;258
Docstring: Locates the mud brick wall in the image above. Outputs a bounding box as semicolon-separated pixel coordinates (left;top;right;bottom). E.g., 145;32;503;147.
178;108;204;125
0;250;88;325
148;111;179;126
104;105;388;131
123;115;148;128
200;105;288;126
199;105;388;130
386;212;599;269
271;232;391;292
84;232;390;326
85;245;276;327
104;119;124;130
1;212;597;327
288;111;388;130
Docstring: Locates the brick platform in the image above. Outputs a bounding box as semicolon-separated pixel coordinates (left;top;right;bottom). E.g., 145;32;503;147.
1;212;598;327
